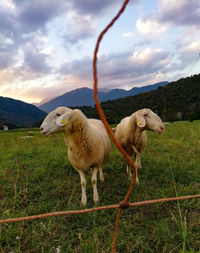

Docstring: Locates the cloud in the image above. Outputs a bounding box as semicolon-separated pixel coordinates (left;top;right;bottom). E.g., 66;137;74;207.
0;74;86;103
62;0;128;46
159;0;200;27
12;36;55;77
15;0;67;32
178;41;200;68
0;0;125;74
62;0;131;46
40;45;56;60
100;48;172;86
0;46;173;103
69;0;124;16
136;0;200;39
122;32;135;38
58;47;171;88
23;49;53;75
0;72;62;103
136;16;167;36
0;68;16;87
0;51;16;69
0;28;19;69
0;0;132;103
0;37;17;69
0;0;67;41
0;42;55;84
0;0;65;75
180;41;200;54
0;7;19;42
63;12;96;45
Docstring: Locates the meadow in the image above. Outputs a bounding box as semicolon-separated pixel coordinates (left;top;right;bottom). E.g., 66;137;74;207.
0;121;200;252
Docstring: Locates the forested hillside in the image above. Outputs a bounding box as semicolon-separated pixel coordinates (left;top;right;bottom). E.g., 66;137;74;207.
0;97;47;128
78;74;200;123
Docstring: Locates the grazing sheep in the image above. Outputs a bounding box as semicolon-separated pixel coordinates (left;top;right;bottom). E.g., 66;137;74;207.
114;108;165;183
28;131;34;136
18;131;35;140
40;107;111;206
18;136;34;139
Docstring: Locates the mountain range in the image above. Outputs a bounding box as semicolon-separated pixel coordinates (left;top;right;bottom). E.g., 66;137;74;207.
79;74;200;123
1;74;199;129
39;81;169;113
0;81;168;129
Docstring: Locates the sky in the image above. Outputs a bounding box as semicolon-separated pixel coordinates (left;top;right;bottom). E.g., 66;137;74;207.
0;0;200;104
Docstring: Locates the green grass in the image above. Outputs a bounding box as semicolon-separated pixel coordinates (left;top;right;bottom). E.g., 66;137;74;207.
0;121;200;252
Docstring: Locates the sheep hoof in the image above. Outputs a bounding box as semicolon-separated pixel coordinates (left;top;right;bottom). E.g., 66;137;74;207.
127;174;132;180
94;200;99;206
81;196;87;207
94;198;99;204
81;201;87;207
100;177;104;183
93;195;99;204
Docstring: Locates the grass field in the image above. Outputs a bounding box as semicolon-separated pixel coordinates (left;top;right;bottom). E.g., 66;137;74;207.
0;121;200;252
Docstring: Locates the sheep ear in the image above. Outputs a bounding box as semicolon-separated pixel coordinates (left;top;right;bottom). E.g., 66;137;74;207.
136;113;146;128
56;111;73;126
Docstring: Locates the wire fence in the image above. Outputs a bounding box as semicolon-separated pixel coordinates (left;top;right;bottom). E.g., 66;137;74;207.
0;0;200;252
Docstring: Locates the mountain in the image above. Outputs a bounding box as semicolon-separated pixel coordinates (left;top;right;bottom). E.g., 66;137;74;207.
79;74;200;123
32;97;55;107
39;82;169;113
39;87;105;113
0;96;47;128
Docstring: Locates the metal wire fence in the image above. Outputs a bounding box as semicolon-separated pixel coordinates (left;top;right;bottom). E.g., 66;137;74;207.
0;1;200;252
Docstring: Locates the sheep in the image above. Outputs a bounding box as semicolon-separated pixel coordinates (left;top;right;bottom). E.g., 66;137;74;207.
40;107;111;206
18;136;34;139
18;131;35;139
28;131;34;136
114;108;165;183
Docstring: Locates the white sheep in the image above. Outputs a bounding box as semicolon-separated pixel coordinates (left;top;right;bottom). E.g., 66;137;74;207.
40;107;111;206
28;131;34;136
114;108;165;183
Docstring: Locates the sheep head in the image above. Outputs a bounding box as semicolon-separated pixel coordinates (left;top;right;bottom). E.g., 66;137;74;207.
40;107;73;135
135;108;165;134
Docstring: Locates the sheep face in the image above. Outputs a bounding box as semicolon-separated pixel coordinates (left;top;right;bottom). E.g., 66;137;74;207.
40;107;72;135
136;109;165;134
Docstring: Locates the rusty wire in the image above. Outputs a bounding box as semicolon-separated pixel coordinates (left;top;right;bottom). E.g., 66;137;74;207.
0;0;200;252
92;0;137;251
1;194;200;225
93;0;136;203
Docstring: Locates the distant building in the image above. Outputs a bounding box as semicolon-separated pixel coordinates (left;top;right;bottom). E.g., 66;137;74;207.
3;125;8;131
176;112;182;120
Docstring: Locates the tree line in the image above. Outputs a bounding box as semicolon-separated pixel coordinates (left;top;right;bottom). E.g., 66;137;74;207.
75;74;200;123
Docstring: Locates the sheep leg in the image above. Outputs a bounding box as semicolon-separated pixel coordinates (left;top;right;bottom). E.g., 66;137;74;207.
126;154;136;181
127;164;139;184
135;152;142;168
135;165;139;184
127;164;132;180
99;167;104;182
135;153;142;184
78;170;87;206
91;167;99;204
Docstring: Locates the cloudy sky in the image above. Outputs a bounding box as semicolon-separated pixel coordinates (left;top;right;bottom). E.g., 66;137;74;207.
0;0;200;104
